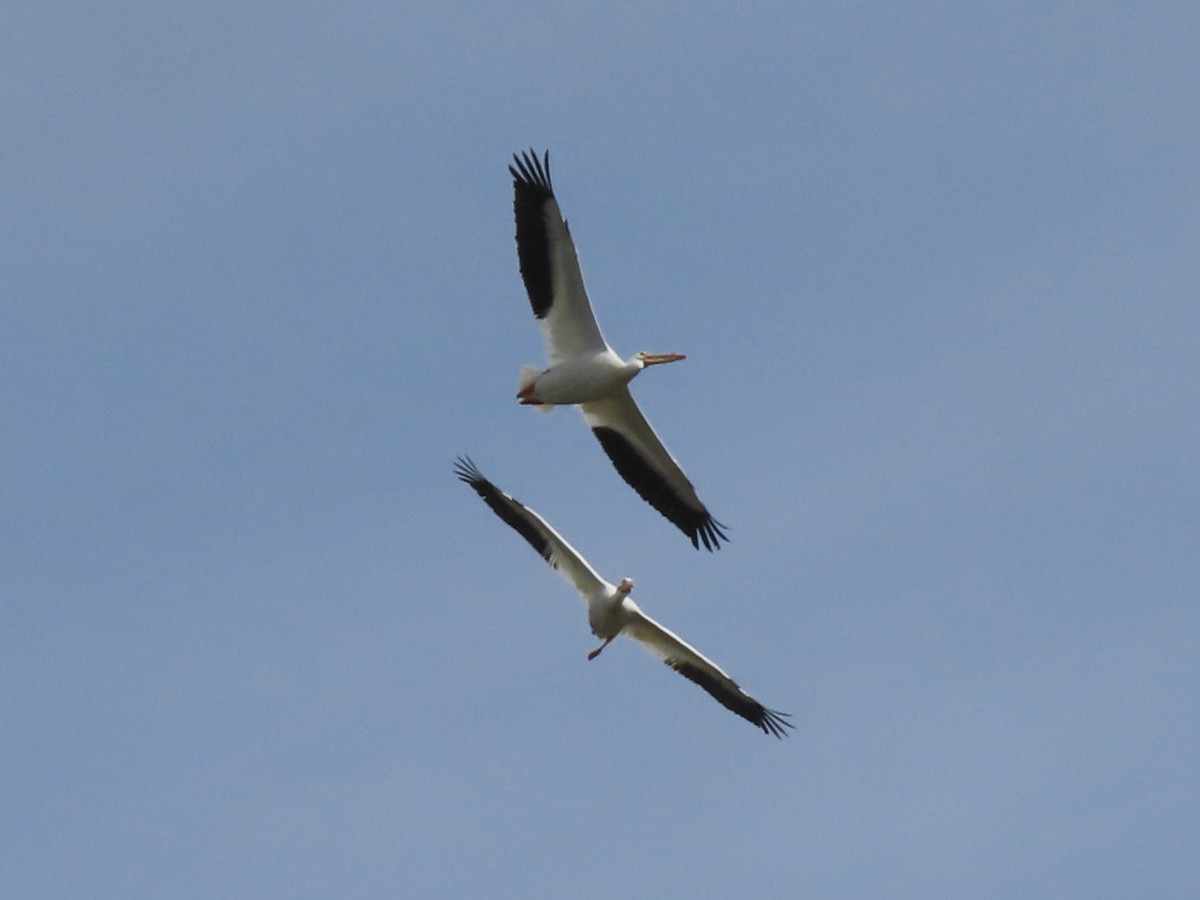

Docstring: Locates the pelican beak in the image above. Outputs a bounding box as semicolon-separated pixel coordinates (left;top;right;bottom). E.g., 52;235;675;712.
640;352;686;366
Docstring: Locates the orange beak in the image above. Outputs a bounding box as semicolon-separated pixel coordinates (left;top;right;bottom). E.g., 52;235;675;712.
640;352;686;366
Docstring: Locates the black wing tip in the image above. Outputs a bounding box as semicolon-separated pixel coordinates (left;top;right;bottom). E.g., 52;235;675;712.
590;425;729;552
669;659;793;738
455;456;558;569
691;516;730;552
509;148;553;192
454;454;502;503
758;708;794;740
453;455;486;488
510;149;557;320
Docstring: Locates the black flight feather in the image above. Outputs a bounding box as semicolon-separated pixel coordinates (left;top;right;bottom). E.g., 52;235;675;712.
667;659;794;739
454;457;555;568
591;426;728;551
509;149;558;320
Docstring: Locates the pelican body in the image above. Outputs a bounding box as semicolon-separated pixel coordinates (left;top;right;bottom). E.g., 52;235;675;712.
518;350;687;407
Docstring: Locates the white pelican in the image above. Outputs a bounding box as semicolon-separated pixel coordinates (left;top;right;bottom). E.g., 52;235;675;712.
509;149;728;551
455;456;792;738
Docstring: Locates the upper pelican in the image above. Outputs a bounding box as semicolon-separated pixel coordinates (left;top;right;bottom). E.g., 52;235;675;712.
509;149;728;551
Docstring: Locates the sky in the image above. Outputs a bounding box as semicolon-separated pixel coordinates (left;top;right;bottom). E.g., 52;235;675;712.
3;3;1198;897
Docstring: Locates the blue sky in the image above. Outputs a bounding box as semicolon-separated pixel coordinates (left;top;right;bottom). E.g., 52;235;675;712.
4;3;1198;897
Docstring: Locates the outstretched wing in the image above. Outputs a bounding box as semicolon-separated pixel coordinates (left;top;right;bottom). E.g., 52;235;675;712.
509;149;609;366
582;389;727;551
623;611;792;738
455;456;609;601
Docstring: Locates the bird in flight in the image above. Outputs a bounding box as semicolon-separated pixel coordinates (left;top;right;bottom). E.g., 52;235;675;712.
508;149;728;551
455;456;791;737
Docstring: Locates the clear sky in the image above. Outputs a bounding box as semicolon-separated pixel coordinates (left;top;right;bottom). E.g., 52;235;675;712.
4;3;1198;897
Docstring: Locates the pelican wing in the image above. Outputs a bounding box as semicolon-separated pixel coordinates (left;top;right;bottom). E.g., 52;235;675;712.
455;457;608;601
581;389;727;551
510;149;608;365
623;612;793;738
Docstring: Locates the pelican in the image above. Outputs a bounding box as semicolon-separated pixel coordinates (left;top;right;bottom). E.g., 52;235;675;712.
509;149;728;551
455;457;792;738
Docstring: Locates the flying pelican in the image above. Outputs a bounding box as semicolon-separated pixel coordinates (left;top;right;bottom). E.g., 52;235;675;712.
455;456;792;738
509;149;728;551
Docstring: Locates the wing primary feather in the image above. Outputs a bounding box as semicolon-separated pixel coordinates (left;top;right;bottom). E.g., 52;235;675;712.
624;615;791;738
666;659;794;738
454;456;555;568
591;426;728;551
456;456;609;601
510;149;557;320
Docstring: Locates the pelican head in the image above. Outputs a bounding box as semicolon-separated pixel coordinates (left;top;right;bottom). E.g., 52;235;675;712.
634;351;686;369
616;577;635;595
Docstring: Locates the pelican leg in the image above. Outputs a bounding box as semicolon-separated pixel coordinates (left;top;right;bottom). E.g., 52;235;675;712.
587;638;613;661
